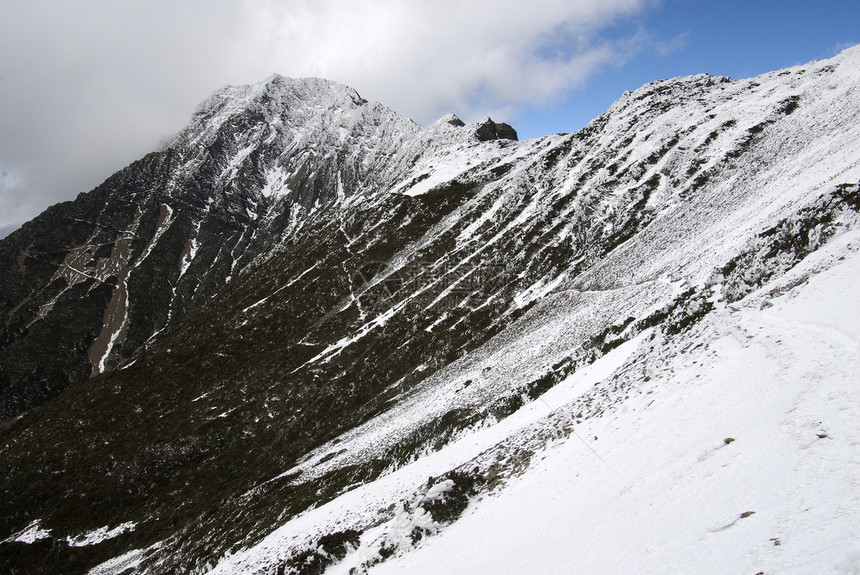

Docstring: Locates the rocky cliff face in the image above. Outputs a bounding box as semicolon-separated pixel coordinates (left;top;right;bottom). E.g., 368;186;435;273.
1;48;859;574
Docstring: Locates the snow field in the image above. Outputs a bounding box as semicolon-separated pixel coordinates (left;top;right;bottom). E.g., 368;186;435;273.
369;227;860;575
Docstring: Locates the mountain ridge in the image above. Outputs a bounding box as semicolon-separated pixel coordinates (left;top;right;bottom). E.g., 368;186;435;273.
1;46;859;574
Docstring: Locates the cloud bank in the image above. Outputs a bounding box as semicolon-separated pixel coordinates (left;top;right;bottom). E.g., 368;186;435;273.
0;0;651;233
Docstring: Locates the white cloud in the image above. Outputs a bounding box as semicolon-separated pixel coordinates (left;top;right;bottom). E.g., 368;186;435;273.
0;0;653;232
245;0;649;119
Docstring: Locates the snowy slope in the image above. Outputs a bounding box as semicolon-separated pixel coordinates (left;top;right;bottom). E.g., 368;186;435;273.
197;47;860;575
253;46;860;499
205;223;860;575
368;228;860;575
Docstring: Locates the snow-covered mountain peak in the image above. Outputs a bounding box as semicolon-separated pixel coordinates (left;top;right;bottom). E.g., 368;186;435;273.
171;75;412;150
161;74;526;213
435;113;466;127
264;74;368;106
156;75;424;212
192;75;365;118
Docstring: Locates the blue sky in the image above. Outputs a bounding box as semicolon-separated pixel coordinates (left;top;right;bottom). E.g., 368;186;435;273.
1;0;859;235
517;0;860;138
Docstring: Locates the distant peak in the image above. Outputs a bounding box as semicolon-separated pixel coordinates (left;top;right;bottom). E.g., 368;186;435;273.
190;76;368;121
439;113;465;127
260;75;368;106
163;74;413;157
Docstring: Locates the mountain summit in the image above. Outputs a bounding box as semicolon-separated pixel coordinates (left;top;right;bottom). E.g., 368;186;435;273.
1;47;859;574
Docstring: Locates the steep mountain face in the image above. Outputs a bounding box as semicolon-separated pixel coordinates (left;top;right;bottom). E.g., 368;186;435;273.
0;75;498;419
1;47;859;574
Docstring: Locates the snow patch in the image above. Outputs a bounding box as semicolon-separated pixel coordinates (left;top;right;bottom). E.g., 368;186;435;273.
67;521;136;547
3;519;50;544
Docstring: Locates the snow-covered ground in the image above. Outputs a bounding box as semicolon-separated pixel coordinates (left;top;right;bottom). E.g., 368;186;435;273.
369;226;860;575
2;519;51;544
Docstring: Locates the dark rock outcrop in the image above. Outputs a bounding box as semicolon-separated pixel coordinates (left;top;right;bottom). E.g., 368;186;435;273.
474;118;518;141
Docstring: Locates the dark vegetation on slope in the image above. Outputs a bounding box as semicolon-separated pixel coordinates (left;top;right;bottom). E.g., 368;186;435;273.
0;149;262;421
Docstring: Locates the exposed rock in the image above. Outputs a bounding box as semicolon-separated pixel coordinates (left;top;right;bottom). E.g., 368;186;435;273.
442;113;466;127
473;117;519;141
